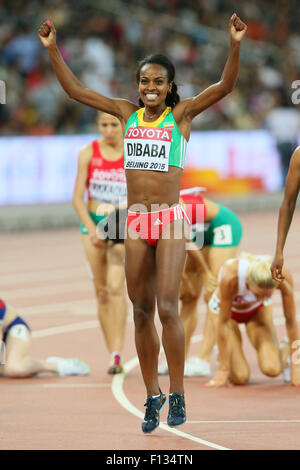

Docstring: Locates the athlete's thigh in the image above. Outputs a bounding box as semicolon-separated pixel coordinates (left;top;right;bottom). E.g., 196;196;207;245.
180;252;203;301
246;305;279;351
106;244;126;293
81;234;107;286
228;320;249;379
125;235;156;304
107;243;125;266
207;246;239;277
246;305;281;374
5;328;31;363
156;220;187;299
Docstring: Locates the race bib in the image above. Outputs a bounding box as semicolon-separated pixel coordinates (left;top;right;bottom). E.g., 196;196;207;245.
213;224;233;245
124;126;172;172
89;180;127;204
208;292;220;314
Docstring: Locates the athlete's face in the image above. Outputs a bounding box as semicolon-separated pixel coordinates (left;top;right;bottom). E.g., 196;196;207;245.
248;282;274;302
138;64;172;108
97;113;123;145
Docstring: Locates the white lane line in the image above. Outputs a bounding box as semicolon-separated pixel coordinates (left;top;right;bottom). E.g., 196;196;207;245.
21;299;97;317
111;356;230;451
0;383;110;389
185;420;300;424
32;321;99;337
1;281;93;299
43;383;110;389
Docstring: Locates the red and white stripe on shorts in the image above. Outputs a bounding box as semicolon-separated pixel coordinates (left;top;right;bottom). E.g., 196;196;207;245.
126;204;190;247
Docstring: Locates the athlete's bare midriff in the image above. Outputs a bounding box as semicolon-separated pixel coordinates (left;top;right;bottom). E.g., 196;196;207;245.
126;166;182;211
87;199;119;215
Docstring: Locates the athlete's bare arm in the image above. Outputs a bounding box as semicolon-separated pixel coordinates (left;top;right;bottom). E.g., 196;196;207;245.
72;145;105;248
271;147;300;281
186;247;218;294
38;21;138;123
278;268;299;346
278;267;300;385
205;262;237;387
173;14;247;138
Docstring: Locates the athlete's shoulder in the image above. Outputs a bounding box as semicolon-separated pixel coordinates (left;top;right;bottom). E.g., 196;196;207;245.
113;99;139;121
77;141;94;166
290;146;300;167
172;99;192;121
126;108;140;126
219;259;238;292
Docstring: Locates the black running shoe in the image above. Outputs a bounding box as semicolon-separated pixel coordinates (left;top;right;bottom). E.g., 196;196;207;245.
142;388;167;434
167;392;186;427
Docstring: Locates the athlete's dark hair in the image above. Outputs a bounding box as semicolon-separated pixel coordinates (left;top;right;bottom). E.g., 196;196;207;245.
136;54;180;109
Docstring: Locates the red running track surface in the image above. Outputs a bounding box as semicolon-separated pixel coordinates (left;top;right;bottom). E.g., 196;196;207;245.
1;211;300;450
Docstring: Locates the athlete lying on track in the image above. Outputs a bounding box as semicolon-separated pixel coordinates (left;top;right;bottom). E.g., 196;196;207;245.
0;299;89;378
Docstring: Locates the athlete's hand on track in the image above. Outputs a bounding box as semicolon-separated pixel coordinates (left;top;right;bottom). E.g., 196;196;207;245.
38;19;57;49
202;369;230;388
229;14;247;43
271;253;285;282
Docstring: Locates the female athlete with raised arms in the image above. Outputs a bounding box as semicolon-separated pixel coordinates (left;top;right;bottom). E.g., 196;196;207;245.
38;14;247;433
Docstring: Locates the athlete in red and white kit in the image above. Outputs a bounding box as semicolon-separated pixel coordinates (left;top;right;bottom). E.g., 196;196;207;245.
73;112;127;374
203;254;300;387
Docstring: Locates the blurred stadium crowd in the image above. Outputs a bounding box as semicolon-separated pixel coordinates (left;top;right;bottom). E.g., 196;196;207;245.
0;0;300;135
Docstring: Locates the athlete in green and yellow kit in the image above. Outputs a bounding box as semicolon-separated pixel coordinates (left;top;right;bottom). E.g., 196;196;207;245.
39;13;247;434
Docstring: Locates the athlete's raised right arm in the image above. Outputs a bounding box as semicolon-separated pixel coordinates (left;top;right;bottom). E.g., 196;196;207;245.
271;147;300;282
38;21;138;122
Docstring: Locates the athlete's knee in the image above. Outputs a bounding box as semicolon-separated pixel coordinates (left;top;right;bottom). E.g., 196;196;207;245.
107;279;124;298
157;298;178;325
5;361;26;378
133;303;153;330
260;359;281;377
95;285;109;303
230;370;249;385
180;290;199;304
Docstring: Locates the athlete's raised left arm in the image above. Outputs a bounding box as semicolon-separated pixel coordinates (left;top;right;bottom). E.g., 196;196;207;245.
279;267;300;385
175;14;247;122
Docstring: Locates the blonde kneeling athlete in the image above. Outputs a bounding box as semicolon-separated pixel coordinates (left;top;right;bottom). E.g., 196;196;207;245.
204;254;300;387
73;112;127;374
0;299;89;377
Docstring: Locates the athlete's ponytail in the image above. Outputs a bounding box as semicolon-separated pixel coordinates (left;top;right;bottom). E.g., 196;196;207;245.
136;54;180;109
